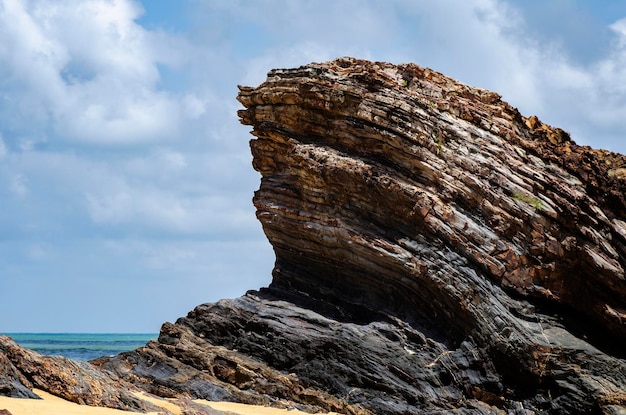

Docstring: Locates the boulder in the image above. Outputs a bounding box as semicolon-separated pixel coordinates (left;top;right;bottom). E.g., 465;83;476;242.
0;335;162;413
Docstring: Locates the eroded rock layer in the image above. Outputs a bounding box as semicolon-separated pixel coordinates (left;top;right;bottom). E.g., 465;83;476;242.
0;335;158;412
101;58;625;414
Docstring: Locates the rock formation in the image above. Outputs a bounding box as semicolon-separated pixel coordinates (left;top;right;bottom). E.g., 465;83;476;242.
0;335;158;411
3;58;626;414
95;58;626;414
0;335;227;413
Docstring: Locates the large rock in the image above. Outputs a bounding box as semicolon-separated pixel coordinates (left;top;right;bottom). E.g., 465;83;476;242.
100;57;626;414
95;319;368;414
0;349;38;399
0;335;161;412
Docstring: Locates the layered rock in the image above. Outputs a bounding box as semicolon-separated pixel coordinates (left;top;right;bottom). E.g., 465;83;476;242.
0;335;229;414
238;57;626;348
0;335;158;412
95;58;626;414
7;58;626;414
95;319;368;414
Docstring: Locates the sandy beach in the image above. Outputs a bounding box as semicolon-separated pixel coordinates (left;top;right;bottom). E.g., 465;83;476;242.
0;389;340;415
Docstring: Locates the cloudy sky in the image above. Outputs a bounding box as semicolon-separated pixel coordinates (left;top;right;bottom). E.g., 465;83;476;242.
1;0;625;333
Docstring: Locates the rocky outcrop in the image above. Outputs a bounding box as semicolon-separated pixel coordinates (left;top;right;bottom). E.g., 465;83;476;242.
0;335;166;413
95;58;626;414
0;334;234;413
242;57;626;413
9;58;626;414
0;347;39;399
238;57;626;346
95;319;368;414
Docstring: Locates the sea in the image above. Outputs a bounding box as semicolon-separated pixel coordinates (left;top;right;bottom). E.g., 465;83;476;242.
4;333;158;361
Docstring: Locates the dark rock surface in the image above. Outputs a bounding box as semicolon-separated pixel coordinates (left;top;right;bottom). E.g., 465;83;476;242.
95;318;368;414
0;349;39;399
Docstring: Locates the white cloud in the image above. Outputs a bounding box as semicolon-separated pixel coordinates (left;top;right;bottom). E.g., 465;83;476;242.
84;186;256;235
0;138;259;238
10;173;28;197
183;94;206;119
595;19;626;99
609;18;626;45
0;0;191;144
2;0;625;333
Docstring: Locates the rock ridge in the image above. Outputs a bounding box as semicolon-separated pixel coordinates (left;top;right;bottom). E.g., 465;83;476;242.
105;57;625;414
3;57;625;414
239;57;626;345
0;335;162;412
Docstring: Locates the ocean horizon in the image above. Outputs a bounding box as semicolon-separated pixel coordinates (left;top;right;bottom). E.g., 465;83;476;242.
4;333;158;361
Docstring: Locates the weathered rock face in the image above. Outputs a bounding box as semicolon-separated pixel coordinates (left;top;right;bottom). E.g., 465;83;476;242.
0;335;159;412
0;335;231;414
100;58;625;414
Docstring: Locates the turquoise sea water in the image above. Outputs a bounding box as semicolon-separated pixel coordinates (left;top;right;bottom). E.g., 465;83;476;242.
4;333;158;361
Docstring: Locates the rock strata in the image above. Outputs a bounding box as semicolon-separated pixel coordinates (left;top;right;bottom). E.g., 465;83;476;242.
0;335;166;413
3;58;626;414
96;58;626;414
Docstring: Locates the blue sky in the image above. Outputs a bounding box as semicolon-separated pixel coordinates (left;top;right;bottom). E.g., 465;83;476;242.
1;0;625;333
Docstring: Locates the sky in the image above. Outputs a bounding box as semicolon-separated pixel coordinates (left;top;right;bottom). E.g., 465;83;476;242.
1;0;625;333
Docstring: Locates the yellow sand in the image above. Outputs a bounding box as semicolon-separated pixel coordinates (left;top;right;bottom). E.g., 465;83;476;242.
133;392;183;415
0;389;341;415
198;400;341;415
0;389;146;415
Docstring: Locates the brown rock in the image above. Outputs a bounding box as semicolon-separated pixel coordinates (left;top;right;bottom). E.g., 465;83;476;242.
97;57;626;414
0;348;38;399
238;57;625;340
0;335;162;413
